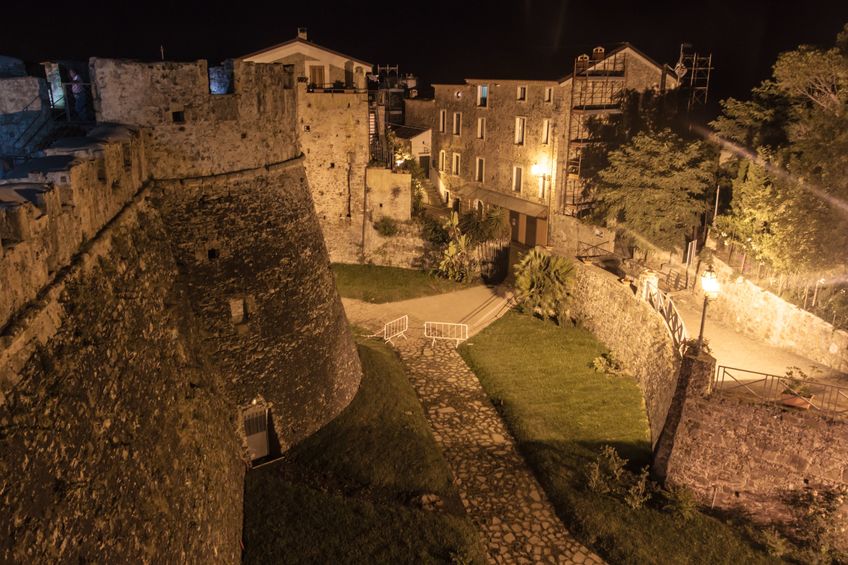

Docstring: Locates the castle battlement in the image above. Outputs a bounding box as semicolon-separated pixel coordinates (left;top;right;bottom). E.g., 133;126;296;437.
0;125;143;330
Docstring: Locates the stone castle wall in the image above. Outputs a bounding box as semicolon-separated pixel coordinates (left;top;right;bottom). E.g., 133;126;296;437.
1;57;363;562
707;257;848;372
158;160;361;449
91;58;299;178
569;261;681;447
296;84;369;263
0;189;244;563
0;125;144;333
660;354;848;539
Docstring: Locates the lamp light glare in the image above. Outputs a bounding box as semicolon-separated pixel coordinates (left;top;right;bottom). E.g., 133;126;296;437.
701;266;720;299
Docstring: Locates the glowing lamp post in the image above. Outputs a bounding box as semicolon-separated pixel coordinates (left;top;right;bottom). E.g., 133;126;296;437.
696;265;720;353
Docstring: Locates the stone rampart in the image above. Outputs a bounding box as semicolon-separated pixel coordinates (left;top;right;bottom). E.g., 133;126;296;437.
1;57;363;562
570;261;681;447
157;159;362;449
0;189;244;563
661;353;848;539
297;84;369;263
91;58;299;178
0;125;144;332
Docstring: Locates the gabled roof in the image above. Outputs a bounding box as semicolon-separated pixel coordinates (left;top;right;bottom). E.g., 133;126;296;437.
240;37;373;68
390;124;430;140
558;42;679;86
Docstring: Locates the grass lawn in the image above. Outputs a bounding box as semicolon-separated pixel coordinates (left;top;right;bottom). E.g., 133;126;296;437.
331;263;471;303
459;311;774;565
243;335;485;564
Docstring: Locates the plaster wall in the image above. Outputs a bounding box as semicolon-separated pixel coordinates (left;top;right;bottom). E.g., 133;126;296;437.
366;166;411;222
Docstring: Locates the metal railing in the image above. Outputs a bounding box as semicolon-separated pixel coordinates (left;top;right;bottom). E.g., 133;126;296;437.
643;283;688;356
714;366;848;417
377;315;408;344
576;239;614;259
424;321;469;348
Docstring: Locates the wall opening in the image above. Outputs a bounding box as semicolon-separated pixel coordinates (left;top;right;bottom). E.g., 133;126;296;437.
171;111;185;124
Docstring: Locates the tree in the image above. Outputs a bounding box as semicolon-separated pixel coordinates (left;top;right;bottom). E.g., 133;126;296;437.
594;129;714;250
712;23;848;270
514;248;574;322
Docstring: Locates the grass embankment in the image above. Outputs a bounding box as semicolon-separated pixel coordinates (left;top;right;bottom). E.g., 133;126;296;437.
243;335;484;564
459;311;773;565
331;263;471;303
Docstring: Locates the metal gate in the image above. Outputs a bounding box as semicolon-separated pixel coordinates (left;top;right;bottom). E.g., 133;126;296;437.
243;404;269;461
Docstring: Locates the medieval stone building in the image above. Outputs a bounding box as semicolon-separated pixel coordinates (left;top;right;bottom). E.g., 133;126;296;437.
405;43;678;253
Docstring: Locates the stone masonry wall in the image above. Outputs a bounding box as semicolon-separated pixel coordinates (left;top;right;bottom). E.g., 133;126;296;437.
91;58;298;178
365;166;412;222
0;125;144;334
706;257;848;372
157;159;362;450
663;358;848;534
570;260;681;446
0;190;244;563
297;84;369;263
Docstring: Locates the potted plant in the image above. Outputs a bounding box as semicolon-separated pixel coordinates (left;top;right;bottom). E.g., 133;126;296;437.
779;367;815;410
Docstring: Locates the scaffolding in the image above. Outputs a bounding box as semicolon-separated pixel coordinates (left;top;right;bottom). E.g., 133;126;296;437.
675;43;713;111
561;47;627;215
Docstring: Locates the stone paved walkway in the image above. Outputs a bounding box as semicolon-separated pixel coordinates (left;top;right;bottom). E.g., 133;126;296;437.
395;338;604;565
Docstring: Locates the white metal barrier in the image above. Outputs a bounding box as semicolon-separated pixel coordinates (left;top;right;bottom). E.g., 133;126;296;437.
377;315;408;343
424;321;469;347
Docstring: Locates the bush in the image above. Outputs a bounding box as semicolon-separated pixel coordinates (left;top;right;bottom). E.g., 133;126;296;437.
624;467;653;510
420;215;449;247
586;445;627;495
436;212;478;283
662;485;698;521
514;248;574;323
374;217;399;237
591;352;622;375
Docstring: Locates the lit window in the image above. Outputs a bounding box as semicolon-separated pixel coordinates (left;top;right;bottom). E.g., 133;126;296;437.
541;119;550;145
475;157;484;182
544;87;553;102
439;110;446;133
453;112;462;135
513;166;523;193
514;117;526;145
517;85;527;101
477;117;486;139
452;153;461;175
477;84;488;107
439;150;446;172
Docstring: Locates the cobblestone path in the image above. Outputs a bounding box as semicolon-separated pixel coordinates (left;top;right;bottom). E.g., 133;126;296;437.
395;338;604;565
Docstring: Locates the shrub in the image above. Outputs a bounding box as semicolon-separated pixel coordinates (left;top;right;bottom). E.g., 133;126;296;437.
662;485;698;521
624;467;653;510
420;214;449;246
514;248;574;323
591;352;622;375
760;527;791;558
374;216;399;237
436;212;478;282
787;486;848;558
586;445;627;495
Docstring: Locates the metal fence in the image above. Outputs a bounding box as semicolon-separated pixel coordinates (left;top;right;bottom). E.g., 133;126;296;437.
378;315;408;344
714;366;848;417
424;321;469;347
643;283;688;356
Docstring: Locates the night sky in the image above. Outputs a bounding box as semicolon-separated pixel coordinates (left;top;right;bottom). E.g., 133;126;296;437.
3;0;847;109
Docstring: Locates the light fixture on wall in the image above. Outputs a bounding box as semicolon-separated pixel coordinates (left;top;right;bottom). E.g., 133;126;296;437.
696;265;721;353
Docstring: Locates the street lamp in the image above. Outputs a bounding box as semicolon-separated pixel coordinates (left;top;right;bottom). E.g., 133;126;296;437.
696;265;721;353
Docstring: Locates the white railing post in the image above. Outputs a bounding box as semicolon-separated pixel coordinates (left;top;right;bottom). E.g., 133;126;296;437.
375;315;408;344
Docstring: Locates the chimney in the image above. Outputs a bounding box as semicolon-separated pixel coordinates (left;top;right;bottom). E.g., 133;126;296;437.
592;46;605;61
297;27;308;41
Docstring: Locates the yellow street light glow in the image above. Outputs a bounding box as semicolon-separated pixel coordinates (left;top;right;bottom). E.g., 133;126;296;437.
531;163;545;177
701;266;720;299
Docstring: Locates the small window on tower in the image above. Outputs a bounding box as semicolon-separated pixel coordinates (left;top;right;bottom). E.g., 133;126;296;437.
172;111;185;123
